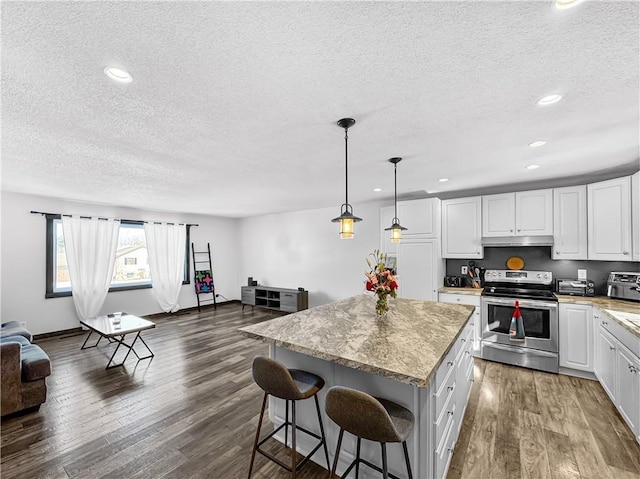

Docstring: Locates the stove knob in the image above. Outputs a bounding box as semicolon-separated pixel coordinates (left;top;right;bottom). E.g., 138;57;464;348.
498;272;502;277
537;273;541;278
544;274;549;279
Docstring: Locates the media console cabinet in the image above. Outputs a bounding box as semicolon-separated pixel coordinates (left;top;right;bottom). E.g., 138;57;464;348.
241;286;308;313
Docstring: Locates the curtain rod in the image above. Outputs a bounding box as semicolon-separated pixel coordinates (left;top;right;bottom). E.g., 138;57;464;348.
30;211;198;227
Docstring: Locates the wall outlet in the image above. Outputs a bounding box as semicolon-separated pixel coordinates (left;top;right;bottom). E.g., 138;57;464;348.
577;269;587;280
461;266;468;275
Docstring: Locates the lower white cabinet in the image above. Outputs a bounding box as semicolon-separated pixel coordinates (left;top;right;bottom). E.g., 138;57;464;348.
595;326;617;400
438;292;481;356
559;303;594;372
617;345;640;439
594;309;640;444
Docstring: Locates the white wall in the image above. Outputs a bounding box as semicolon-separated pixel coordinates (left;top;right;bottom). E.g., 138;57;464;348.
1;191;240;334
239;201;387;307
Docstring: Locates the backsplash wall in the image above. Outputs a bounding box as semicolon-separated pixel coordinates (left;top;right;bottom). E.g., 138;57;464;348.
445;247;639;295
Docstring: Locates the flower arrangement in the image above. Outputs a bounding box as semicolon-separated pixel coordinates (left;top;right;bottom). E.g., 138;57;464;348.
365;249;398;317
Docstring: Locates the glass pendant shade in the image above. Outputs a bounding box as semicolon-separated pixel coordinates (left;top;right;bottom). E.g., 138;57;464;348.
332;118;362;238
384;157;407;242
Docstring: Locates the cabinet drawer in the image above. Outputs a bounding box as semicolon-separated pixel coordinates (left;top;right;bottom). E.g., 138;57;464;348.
439;293;481;307
435;398;456;447
280;304;298;313
435;346;458;393
435;364;456;418
434;410;455;479
280;292;298;306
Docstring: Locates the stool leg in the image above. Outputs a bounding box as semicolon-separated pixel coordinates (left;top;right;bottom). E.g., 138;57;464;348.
291;400;297;479
331;428;344;477
248;392;268;479
355;437;361;479
285;400;289;448
402;441;413;479
314;395;331;472
381;443;388;479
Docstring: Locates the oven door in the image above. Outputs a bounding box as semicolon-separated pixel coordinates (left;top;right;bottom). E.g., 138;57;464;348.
481;296;558;353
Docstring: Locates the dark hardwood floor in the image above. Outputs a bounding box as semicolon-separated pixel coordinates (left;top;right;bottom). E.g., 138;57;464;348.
1;304;638;479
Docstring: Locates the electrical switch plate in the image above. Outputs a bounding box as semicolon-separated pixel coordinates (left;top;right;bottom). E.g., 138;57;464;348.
578;269;587;280
461;266;468;275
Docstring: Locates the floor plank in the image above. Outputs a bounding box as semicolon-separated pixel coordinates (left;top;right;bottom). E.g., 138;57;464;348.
1;304;639;479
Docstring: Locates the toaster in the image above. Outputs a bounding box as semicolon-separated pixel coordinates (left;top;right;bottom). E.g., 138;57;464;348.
556;278;595;297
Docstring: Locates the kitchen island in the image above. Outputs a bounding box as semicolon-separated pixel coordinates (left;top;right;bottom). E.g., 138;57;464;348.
239;294;475;479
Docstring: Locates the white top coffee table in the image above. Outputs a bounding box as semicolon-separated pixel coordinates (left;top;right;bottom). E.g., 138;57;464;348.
80;313;155;369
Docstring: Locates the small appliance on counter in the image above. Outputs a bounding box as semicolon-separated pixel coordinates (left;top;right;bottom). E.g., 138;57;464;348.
607;272;640;302
444;276;463;287
556;279;595;297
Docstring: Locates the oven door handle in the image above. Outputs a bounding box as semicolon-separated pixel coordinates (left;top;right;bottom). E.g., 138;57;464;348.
482;297;558;309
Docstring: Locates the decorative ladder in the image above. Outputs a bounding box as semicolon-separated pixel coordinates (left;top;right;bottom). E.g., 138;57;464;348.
192;242;217;312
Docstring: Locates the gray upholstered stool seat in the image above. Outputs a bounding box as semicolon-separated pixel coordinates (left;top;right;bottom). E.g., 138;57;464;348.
325;386;415;479
248;356;330;479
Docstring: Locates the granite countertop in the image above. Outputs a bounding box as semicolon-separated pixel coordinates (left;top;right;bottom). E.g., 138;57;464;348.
239;294;474;388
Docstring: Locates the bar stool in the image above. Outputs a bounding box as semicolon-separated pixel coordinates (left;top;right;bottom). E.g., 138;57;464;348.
248;356;331;479
325;386;414;479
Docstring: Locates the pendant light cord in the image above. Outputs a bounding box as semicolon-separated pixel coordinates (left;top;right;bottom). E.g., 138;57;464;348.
394;162;398;220
344;127;349;207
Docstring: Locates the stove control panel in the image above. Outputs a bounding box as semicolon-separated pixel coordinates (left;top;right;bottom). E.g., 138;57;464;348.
485;269;553;285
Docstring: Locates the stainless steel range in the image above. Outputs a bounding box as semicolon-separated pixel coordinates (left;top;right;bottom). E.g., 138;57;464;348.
481;269;559;373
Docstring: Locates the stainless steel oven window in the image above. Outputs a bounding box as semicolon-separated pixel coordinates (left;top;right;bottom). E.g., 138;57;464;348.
485;303;551;339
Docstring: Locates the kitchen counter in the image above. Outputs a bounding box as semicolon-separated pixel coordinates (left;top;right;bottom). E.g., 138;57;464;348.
239;293;474;387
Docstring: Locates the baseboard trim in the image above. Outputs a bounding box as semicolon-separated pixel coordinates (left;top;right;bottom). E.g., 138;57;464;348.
559;367;597;381
33;300;242;339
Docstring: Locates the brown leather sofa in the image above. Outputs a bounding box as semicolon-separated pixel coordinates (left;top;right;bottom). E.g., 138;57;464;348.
1;322;52;417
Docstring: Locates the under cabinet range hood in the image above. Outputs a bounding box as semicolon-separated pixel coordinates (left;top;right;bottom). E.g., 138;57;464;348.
481;235;554;247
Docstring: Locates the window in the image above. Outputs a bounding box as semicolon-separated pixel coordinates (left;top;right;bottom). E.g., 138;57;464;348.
46;216;190;298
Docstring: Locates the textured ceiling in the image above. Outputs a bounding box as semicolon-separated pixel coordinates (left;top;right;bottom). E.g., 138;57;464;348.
2;1;638;218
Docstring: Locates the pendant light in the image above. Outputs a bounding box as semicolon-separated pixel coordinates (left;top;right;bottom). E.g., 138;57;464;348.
384;157;407;243
331;118;362;239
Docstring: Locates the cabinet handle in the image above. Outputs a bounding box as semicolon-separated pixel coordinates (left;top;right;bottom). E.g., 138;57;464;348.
461;338;466;343
470;378;475;383
630;365;638;373
447;385;455;392
601;321;608;326
447;410;454;416
555;251;560;254
448;444;455;454
447;361;454;367
517;229;521;232
465;350;471;355
510;229;513;233
610;346;616;351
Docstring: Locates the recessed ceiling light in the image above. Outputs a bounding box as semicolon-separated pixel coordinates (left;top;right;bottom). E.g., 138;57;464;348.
555;0;585;9
526;164;541;170
537;94;562;106
528;140;547;148
373;188;382;192
438;178;449;183
104;66;133;83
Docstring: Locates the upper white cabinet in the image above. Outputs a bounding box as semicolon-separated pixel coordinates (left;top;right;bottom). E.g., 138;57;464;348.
632;171;640;262
553;186;588;260
398;198;441;238
559;303;593;372
397;239;443;301
441;196;483;259
587;176;632;261
482;189;553;237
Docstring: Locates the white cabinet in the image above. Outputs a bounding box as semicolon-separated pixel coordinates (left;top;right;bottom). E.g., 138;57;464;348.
398;198;441;238
559;303;593;372
553;186;588;260
595;326;617;401
632;172;640;262
397;239;443;301
587;176;632;261
441;196;483;259
438;292;481;356
482;189;553;237
594;309;640;444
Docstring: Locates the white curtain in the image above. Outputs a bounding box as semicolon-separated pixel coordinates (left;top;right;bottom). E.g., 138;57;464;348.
62;216;120;320
144;223;186;313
